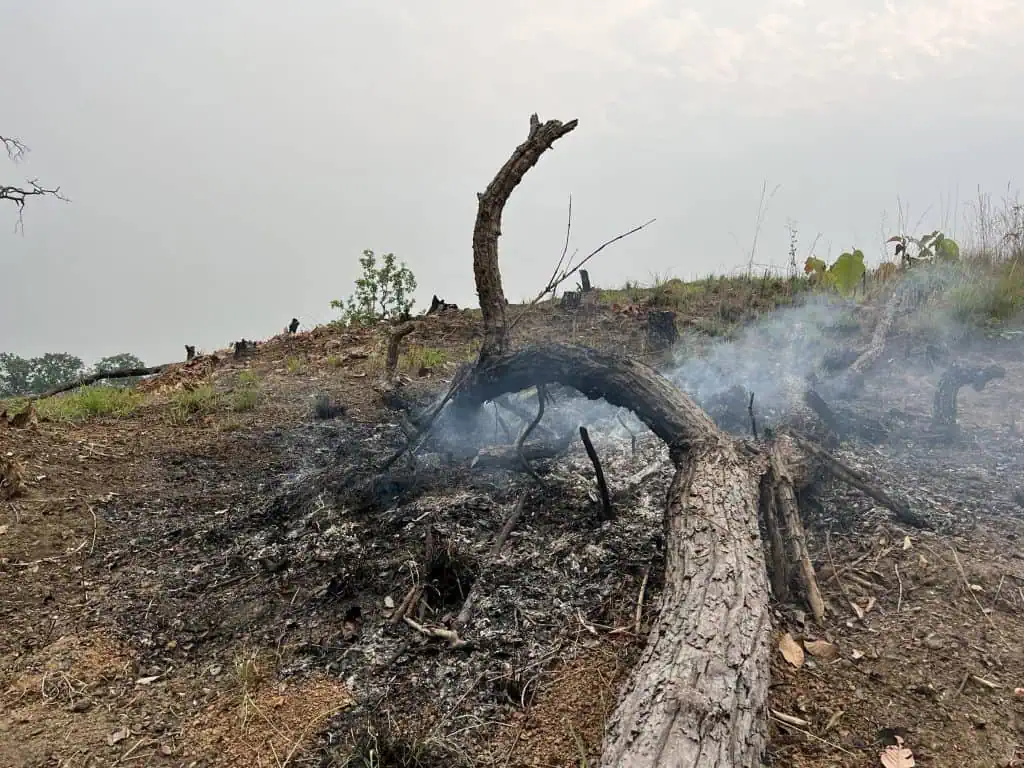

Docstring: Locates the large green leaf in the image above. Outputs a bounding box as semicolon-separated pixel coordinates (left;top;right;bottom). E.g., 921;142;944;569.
829;249;866;295
935;235;960;262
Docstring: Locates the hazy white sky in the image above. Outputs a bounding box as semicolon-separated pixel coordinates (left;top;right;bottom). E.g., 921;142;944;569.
3;0;1023;364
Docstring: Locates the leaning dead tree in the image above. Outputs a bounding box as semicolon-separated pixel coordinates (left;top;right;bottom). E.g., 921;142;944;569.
390;114;916;767
449;115;775;766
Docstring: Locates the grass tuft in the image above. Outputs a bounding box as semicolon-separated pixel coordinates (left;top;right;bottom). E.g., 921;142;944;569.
33;385;144;423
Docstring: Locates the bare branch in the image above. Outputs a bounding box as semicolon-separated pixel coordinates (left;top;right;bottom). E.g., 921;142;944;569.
1;136;28;163
509;217;656;333
2;134;68;232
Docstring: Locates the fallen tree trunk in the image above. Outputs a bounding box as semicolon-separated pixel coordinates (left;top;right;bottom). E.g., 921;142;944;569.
456;343;770;766
25;365;166;401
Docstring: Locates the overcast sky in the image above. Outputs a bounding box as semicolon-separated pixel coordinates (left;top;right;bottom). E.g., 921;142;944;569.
3;0;1023;365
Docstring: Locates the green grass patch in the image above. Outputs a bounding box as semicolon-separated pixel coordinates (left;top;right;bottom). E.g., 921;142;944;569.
285;356;305;375
950;258;1024;327
401;345;448;372
30;385;144;423
170;385;221;424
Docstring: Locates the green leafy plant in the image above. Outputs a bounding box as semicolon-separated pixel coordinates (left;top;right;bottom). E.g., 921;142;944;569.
887;230;960;267
331;249;417;326
804;249;866;295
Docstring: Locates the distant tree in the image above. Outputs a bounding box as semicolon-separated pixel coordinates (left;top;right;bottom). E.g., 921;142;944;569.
30;353;85;391
0;351;85;396
94;353;145;373
2;134;66;231
331;249;417;326
0;353;33;397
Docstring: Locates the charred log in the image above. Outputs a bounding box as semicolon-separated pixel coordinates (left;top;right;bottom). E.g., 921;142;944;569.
456;343;769;767
185;345;196;362
287;318;300;334
933;363;1006;429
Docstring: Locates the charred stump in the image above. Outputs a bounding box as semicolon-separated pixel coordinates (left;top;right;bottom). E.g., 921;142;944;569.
933;363;1006;429
185;344;196;362
233;339;256;359
427;295;459;314
560;290;582;310
646;309;679;351
579;268;592;292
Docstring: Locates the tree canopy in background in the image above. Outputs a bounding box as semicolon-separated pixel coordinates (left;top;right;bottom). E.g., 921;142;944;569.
0;351;145;397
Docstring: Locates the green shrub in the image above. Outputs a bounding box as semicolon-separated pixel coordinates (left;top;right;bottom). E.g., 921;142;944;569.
331;249;417;326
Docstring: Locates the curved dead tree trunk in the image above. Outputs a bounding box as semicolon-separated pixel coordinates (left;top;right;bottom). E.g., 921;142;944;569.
458;115;772;766
459;345;771;767
473;114;578;358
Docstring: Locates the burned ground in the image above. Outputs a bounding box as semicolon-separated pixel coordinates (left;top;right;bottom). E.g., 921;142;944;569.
2;295;1024;767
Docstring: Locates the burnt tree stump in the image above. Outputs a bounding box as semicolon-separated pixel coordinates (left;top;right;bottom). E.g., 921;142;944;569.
561;290;582;310
933;363;1006;429
646;310;679;350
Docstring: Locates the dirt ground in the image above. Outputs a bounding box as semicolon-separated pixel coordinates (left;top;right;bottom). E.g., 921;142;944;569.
2;297;1024;767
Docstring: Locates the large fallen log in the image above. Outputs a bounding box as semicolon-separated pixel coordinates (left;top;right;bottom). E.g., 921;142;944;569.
457;343;771;766
24;365;166;401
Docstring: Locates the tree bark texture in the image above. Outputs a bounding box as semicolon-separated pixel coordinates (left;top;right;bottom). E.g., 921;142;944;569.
473;114;578;358
601;447;771;767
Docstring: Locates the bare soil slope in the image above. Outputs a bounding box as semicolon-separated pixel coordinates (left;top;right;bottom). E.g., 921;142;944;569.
2;295;1023;767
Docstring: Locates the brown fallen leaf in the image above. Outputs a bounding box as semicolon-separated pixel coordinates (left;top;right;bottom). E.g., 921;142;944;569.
107;727;130;746
880;736;915;767
850;601;865;619
779;632;805;668
804;639;839;661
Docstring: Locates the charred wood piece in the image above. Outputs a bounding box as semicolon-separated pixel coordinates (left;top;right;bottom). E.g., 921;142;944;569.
579;425;614;520
427;295;460;314
933;363;1006;429
185;345;196;362
579;269;592;292
233;339;257;359
561;290;582;310
646;309;679;350
287;318;300;334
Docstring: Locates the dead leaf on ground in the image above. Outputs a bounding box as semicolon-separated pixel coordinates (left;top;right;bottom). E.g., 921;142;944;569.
804;639;839;661
880;736;915;767
850;601;865;619
779;632;805;668
902;535;912;550
107;727;130;746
